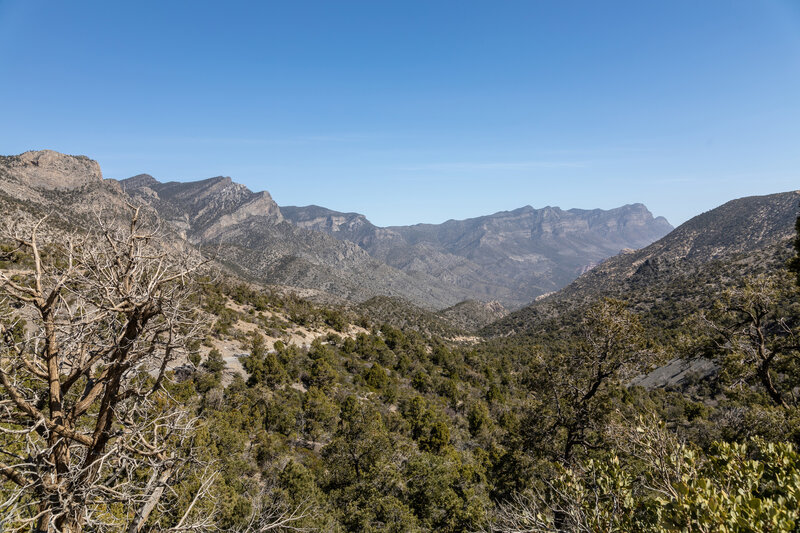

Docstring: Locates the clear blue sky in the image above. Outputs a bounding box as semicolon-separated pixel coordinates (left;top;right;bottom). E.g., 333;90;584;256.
1;1;798;227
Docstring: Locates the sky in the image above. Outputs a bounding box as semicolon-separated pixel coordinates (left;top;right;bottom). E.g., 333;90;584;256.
0;1;799;227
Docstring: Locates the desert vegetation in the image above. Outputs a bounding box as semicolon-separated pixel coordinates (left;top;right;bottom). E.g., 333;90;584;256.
1;206;798;532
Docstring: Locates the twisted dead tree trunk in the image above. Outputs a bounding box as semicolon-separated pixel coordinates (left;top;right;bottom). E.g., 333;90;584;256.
0;208;214;532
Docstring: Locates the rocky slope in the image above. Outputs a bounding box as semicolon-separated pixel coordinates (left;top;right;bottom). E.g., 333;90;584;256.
485;190;800;338
0;150;132;225
0;149;103;190
0;149;672;312
121;174;284;241
282;203;673;308
0;151;201;262
120;175;473;310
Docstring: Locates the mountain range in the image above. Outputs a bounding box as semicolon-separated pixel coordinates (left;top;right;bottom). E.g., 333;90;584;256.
74;151;669;310
485;189;800;339
282;202;672;308
115;168;670;309
9;149;793;335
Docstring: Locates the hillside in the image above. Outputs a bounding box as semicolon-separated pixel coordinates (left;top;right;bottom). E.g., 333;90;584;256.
356;295;468;338
120;174;474;310
485;190;800;339
437;300;509;332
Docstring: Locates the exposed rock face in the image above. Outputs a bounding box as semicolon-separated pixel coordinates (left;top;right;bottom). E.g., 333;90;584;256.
631;358;717;389
282;205;371;235
0;153;198;261
121;175;473;310
485;190;800;337
283;203;673;308
0;150;103;190
121;176;284;243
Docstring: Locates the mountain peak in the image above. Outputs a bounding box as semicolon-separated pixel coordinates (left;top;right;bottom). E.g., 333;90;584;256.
1;149;103;190
484;190;800;337
120;174;160;189
200;175;234;186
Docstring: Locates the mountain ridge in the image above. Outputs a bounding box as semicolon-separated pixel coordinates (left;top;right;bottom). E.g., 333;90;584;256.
484;189;800;338
283;200;673;307
1;149;674;311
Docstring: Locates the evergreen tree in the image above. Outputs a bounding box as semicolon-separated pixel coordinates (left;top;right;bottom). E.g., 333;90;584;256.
789;209;800;286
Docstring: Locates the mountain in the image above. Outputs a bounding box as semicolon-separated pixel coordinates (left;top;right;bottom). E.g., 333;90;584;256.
0;150;139;226
120;174;474;310
282;203;673;308
0;149;672;312
0;149;103;190
0;151;202;261
121;174;284;241
485;190;800;339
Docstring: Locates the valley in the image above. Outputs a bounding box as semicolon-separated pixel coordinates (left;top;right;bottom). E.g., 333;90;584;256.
1;149;799;532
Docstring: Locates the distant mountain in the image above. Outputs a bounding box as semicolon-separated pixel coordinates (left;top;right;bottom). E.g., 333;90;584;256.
484;190;800;339
0;152;470;310
120;175;474;310
283;203;672;308
0;149;673;312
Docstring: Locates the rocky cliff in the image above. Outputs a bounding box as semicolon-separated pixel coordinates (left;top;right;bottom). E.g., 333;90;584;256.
0;150;103;190
120;174;474;309
283;203;673;308
485;190;800;338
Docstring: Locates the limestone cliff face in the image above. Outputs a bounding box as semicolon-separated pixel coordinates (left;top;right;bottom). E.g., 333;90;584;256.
121;176;283;243
281;205;370;234
283;202;673;308
0;150;103;190
121;174;472;310
197;190;284;241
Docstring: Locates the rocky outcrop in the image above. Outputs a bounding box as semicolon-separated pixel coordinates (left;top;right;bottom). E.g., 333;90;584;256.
0;150;103;190
0;152;199;262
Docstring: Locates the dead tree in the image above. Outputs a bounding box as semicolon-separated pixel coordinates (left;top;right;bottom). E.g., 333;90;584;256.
0;208;212;532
